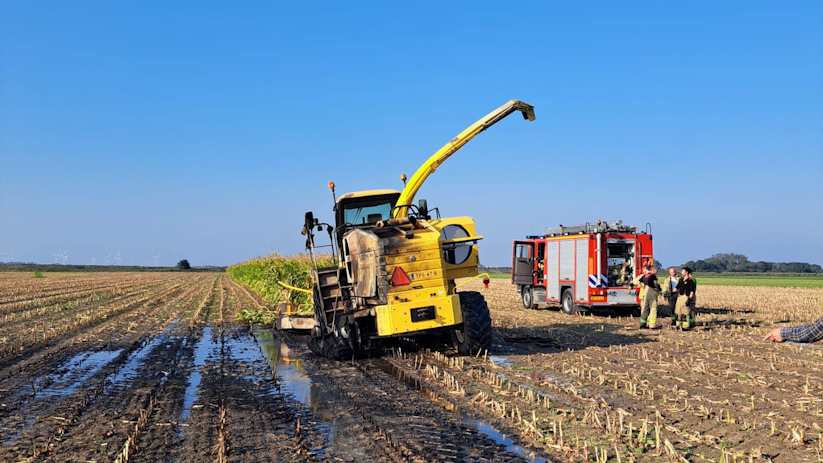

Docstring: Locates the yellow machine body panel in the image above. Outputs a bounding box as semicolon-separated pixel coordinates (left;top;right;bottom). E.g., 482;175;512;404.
370;216;481;337
376;294;461;336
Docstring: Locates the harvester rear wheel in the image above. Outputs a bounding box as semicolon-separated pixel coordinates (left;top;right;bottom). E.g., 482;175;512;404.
455;291;492;355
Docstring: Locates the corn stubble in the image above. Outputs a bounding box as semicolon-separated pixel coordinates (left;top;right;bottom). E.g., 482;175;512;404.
450;278;823;462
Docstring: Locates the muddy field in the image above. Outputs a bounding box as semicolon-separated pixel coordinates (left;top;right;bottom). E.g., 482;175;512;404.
0;273;821;462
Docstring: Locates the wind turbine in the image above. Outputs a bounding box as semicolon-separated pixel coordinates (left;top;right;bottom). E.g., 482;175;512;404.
91;258;97;265
104;254;111;265
54;253;60;264
153;254;160;266
61;250;68;265
114;251;122;265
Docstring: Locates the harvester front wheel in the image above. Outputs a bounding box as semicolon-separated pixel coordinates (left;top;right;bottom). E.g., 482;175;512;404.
308;335;353;360
455;291;492;355
308;286;356;360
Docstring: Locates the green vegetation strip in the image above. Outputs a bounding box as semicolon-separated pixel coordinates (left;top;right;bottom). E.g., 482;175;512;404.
227;253;335;323
692;273;823;288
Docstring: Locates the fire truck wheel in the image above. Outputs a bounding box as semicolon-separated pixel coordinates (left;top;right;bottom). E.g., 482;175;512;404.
561;289;578;315
455;291;492;355
521;286;538;310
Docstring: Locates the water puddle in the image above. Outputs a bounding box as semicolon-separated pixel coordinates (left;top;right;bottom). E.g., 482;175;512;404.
1;348;123;445
372;359;460;412
179;325;220;426
492;343;517;354
373;359;550;462
251;328;312;404
248;328;342;460
43;350;124;398
176;325;336;459
3;321;187;446
489;355;513;368
468;419;550;463
104;326;177;394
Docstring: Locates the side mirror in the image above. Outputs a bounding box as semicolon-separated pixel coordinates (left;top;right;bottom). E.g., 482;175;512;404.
418;199;429;219
304;212;315;233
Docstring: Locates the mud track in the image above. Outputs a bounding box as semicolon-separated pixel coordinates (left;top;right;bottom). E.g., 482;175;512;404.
1;272;552;463
2;272;820;462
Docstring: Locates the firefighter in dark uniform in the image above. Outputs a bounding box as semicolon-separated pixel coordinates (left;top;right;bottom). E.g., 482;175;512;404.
688;274;698;328
675;267;696;330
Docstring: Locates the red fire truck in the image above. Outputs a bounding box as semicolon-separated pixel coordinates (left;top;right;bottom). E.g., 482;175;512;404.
511;220;653;314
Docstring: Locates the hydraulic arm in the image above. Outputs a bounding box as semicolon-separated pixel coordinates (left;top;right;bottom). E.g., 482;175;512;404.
394;99;536;218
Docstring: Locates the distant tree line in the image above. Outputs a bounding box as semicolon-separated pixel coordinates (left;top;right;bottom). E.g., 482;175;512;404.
0;263;225;273
683;253;822;273
479;265;512;274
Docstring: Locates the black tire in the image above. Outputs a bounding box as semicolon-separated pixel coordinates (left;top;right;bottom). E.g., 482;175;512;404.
455;291;493;356
521;286;537;310
308;287;357;360
308;335;353;360
561;289;577;315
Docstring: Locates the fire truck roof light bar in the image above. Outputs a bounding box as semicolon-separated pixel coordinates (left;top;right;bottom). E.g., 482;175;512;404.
542;220;641;237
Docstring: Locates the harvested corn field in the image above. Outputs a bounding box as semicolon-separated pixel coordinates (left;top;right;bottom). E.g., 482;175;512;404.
1;272;821;462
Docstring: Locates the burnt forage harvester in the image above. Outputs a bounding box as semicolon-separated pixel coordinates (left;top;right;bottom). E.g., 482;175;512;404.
300;100;536;358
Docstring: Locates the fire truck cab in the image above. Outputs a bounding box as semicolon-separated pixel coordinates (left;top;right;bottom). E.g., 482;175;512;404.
511;220;653;314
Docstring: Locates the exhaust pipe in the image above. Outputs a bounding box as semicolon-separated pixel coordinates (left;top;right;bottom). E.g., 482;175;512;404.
376;216;418;229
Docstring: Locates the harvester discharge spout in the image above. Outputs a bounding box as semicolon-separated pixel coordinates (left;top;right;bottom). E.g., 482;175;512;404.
393;99;536;218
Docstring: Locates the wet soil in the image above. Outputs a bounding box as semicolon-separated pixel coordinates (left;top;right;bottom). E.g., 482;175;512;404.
1;273;821;462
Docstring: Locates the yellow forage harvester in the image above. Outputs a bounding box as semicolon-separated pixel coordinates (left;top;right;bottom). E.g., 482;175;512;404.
301;100;536;358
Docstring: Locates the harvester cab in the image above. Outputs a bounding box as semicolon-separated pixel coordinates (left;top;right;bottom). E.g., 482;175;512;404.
302;100;536;359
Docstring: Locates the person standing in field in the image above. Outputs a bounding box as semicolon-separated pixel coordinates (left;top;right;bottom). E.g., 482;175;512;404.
687;274;698;328
763;316;823;343
674;267;696;330
632;267;646;316
662;267;681;326
639;266;662;329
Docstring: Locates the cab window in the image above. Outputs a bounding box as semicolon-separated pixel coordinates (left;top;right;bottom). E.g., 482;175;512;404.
343;202;392;225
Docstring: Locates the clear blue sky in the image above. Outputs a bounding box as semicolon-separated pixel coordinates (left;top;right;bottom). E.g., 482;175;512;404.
1;1;821;267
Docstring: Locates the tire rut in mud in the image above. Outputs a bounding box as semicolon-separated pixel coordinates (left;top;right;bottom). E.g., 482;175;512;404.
0;276;217;462
285;333;551;463
174;325;327;462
